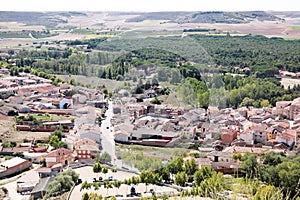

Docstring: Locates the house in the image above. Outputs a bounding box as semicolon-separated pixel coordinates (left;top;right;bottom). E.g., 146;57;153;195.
17;170;40;193
273;98;300;120
0;146;31;156
73;138;100;160
221;129;238;144
250;124;270;144
196;158;212;169
0;157;32;178
75;124;101;143
237;129;254;145
114;130;130;143
276;130;296;147
45;148;73;168
207;151;234;163
23;152;46;164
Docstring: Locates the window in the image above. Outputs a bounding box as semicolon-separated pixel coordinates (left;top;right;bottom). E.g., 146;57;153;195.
78;150;81;154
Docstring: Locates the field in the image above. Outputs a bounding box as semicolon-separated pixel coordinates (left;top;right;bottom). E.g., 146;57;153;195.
56;75;124;91
0;11;299;50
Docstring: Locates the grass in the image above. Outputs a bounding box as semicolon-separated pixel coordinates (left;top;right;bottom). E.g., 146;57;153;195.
18;113;71;122
71;28;95;34
0;32;30;38
56;74;124;91
116;144;189;160
288;26;300;30
85;34;115;39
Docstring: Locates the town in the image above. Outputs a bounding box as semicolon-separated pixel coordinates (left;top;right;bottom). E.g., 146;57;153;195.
0;57;300;199
0;6;299;200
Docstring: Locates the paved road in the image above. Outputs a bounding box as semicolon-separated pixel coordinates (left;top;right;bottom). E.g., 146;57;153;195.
100;100;117;164
100;100;139;172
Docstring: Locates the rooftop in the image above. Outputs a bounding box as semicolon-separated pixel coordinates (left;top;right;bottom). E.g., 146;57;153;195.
0;157;29;169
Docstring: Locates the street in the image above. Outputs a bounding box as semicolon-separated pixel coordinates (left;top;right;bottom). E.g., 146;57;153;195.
100;100;117;164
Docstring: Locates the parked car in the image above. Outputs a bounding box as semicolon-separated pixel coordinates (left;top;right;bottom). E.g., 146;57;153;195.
108;176;113;181
76;178;82;185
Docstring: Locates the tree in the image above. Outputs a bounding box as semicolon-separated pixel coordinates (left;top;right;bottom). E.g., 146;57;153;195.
184;158;198;176
45;169;79;198
254;185;283;200
93;162;102;179
140;170;155;192
49;135;60;149
194;166;215;186
168;156;184;175
198;172;226;198
113;180;121;194
174;171;188;187
95;152;112;164
241;153;258;178
82;192;89;200
102;166;108;178
260;99;271;108
159;167;171;183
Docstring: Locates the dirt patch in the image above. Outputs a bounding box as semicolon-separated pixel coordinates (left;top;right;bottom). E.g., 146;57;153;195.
0;116;51;142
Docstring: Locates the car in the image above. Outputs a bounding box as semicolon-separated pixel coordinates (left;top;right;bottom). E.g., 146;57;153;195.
108;176;113;181
93;177;98;182
99;177;103;182
107;126;109;129
76;178;82;185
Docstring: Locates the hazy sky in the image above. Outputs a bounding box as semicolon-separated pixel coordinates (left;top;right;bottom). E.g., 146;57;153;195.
1;0;299;12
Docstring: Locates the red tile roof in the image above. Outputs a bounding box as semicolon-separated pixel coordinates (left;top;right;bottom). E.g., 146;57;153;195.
46;148;73;157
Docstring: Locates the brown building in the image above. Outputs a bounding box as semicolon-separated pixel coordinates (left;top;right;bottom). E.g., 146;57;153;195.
45;148;73;168
221;129;238;144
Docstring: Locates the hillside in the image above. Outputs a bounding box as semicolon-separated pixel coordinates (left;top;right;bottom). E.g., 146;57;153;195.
125;11;282;24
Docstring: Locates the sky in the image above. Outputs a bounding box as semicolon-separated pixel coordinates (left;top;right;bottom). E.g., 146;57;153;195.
1;0;299;12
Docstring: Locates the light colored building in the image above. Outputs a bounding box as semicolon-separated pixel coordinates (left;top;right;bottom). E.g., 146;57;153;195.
0;157;32;178
114;130;130;143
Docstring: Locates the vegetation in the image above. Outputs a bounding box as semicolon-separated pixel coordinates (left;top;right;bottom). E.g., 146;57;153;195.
240;152;300;198
95;152;112;164
49;129;68;149
44;169;79;199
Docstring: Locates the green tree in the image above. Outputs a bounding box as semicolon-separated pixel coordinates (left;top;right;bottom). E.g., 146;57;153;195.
82;192;89;200
175;171;188;186
102;166;108;178
184;158;198;176
198;172;226;198
49;135;60;148
194;166;215;186
96;152;112;164
168;156;184;175
241;153;258;178
140;170;155;192
93;162;102;179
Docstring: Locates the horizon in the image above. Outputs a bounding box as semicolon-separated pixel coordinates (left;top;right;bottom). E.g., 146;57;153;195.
0;0;299;12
